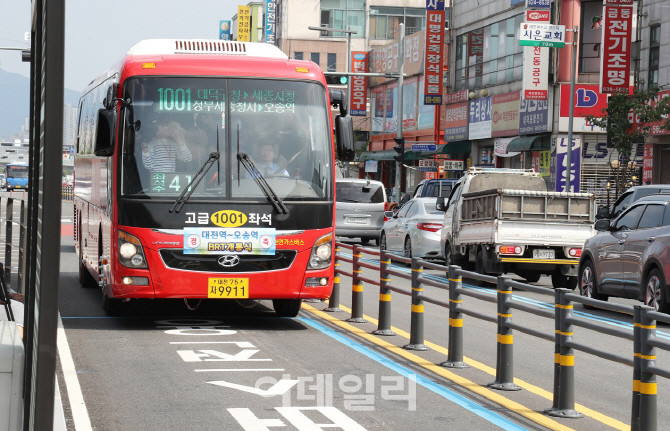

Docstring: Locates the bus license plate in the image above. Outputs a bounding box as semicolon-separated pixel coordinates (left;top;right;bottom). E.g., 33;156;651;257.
208;278;249;298
533;249;555;260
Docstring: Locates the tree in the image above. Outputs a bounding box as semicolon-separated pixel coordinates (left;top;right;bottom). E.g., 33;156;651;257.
586;86;670;161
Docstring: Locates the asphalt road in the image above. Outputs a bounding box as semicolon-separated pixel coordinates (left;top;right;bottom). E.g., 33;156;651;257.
50;202;670;430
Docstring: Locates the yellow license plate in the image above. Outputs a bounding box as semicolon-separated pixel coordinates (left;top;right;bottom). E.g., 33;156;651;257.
208;278;249;298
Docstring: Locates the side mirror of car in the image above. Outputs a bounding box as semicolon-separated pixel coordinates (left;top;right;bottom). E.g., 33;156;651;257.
436;196;446;212
594;219;611;232
596;206;610;219
384;211;394;219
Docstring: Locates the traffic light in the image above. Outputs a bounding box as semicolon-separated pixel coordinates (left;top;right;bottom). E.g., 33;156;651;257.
393;137;405;164
325;74;349;85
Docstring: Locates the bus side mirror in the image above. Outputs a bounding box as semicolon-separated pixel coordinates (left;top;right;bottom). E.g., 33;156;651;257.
94;108;117;157
335;114;355;162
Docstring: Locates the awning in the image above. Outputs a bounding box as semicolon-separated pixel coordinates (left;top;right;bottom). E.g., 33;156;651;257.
434;141;472;155
506;134;551;153
356;149;421;162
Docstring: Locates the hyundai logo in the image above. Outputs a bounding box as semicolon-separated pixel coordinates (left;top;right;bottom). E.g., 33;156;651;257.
218;255;241;267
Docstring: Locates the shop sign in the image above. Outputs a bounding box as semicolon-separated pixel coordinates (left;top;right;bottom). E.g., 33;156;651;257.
237;6;251;42
444;159;464;171
443;102;469;142
600;1;633;94
491;91;520;137
519;98;550;135
444;90;469;105
519;23;566;48
526;0;551;8
350;52;368;116
469;96;492;140
643;144;653;184
550;135;581;192
559;84;609;132
423;1;446;105
369;31;425;86
522;46;549;100
494;137;519;157
264;0;276;44
419;159;439;172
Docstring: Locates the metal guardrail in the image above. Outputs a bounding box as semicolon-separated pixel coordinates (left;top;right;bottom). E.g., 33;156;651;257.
0;197;25;293
62;185;73;201
331;242;668;431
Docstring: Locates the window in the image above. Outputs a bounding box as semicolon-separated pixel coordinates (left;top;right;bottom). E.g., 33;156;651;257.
320;0;365;39
369;7;426;39
310;52;321;66
637;204;665;229
294;52;304;60
579;1;603;73
397;201;414;218
327;53;337;72
454;15;523;91
649;26;660;87
614;205;645;231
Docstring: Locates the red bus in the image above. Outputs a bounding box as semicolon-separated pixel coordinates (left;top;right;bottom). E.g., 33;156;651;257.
75;39;354;317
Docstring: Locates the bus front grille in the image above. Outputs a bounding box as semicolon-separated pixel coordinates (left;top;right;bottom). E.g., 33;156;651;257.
159;249;297;273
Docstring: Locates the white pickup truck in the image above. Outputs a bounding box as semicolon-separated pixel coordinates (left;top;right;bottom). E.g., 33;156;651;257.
438;168;596;289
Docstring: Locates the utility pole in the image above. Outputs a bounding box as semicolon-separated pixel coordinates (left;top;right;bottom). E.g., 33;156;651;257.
565;26;578;192
394;23;405;203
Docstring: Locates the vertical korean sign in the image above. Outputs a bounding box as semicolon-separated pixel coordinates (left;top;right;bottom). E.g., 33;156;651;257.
350;52;368;116
219;20;231;41
237;6;251;42
600;0;634;94
643;144;654;184
522;10;550;100
264;0;276;44
423;0;445;105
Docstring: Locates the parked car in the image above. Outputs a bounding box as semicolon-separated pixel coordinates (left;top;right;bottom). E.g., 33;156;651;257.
335;179;387;245
380;197;443;260
600;184;670;219
579;194;670;313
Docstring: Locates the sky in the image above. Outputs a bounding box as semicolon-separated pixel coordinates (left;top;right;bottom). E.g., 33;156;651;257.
0;0;240;93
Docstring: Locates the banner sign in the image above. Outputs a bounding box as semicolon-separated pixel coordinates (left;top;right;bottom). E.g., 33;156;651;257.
522;46;549;100
423;0;446;105
264;0;277;44
519;98;551;135
643;144;654;184
350;52;369;116
519;23;566;48
559;84;609;132
491;91;521;137
219;20;231;41
368;31;424;86
495;137;519;158
600;1;633;94
551;135;581;192
468;96;492;140
237;6;251;42
444;90;469;105
443;102;469;142
419;159;439;172
184;228;276;255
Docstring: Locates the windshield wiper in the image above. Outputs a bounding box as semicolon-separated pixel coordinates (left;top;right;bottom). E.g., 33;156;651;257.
237;152;289;214
169;152;220;213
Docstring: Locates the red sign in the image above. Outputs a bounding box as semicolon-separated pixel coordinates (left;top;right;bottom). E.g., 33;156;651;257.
467;29;484;85
600;3;633;94
350;51;368;116
423;10;445;105
525;10;551;22
559;84;609;118
643;144;654;184
444;90;468;105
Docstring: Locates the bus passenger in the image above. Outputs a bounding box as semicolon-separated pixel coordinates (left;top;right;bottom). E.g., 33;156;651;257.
141;121;193;172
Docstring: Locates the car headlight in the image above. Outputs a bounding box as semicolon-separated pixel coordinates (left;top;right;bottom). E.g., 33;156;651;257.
118;230;148;269
308;233;332;269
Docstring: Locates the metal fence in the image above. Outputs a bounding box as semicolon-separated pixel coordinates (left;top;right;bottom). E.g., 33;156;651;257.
331;242;669;431
0;197;26;293
62;185;73;201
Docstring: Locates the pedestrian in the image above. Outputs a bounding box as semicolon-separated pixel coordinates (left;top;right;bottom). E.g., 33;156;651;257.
1;290;24;339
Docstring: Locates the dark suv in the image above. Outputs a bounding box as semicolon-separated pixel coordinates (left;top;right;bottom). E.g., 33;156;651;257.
579;194;670;313
602;185;670;219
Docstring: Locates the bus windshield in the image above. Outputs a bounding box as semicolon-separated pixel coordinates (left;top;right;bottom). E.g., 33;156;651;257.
6;165;29;178
120;77;333;201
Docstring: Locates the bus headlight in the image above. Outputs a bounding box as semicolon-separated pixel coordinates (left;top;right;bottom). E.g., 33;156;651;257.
308;233;332;270
118;230;148;269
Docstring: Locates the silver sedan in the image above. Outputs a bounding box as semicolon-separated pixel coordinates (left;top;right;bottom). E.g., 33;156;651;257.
380;197;443;260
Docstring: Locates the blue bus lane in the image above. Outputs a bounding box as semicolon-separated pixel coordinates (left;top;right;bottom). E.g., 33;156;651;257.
154;316;533;431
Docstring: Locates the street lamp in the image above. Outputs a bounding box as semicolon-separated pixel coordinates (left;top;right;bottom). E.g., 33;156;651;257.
308;25;357;178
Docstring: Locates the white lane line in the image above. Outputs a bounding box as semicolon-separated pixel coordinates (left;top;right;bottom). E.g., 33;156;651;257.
194;368;285;372
57;313;92;431
61;218;72;223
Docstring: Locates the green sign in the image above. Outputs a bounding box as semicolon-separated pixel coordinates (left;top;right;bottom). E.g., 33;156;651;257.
519;40;565;48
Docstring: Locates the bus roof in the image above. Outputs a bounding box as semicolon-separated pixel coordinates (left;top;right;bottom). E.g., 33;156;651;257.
126;39;288;59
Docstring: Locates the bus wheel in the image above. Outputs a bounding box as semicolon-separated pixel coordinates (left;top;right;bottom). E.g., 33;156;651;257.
273;299;301;317
102;293;125;316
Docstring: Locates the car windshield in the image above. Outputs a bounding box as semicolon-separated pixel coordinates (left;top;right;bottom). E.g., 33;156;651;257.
120;77;333;201
336;182;385;203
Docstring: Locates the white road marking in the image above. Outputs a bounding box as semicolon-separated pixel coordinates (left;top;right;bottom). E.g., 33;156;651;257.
57;313;92;431
195;368;285;372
